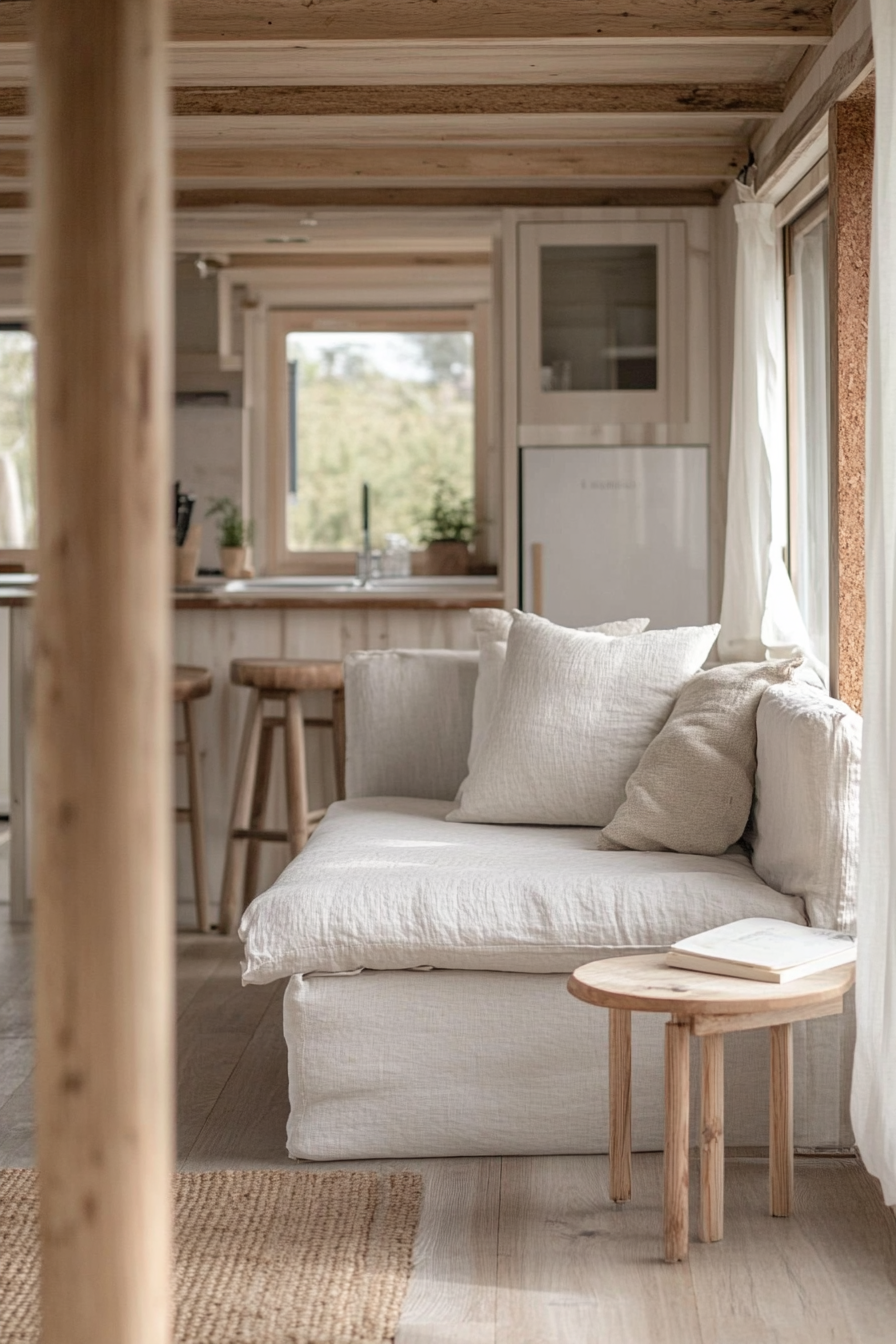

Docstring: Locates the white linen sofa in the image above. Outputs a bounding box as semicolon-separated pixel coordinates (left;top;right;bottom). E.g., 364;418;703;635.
240;649;861;1162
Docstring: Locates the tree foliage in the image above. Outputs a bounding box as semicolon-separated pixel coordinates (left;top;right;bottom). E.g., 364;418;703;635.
287;339;475;552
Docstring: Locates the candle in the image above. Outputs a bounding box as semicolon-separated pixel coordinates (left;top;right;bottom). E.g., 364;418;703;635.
362;481;370;534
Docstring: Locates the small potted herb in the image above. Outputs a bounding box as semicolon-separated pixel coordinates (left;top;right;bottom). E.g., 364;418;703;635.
206;496;254;578
418;480;476;576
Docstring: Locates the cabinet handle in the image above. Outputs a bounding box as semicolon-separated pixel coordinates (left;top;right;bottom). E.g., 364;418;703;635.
532;542;544;617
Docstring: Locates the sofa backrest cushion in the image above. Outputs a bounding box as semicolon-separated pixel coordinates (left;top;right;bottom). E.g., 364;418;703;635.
752;682;861;931
344;648;478;800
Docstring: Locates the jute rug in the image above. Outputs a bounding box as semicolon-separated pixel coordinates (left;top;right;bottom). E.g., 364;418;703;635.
0;1166;422;1343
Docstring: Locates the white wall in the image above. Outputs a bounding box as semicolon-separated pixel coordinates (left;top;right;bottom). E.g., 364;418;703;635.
173;405;245;572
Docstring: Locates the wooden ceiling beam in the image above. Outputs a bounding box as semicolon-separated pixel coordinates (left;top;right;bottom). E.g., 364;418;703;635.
0;142;746;184
171;185;727;208
172;142;746;182
0;82;789;121
170;84;786;118
0;1;837;44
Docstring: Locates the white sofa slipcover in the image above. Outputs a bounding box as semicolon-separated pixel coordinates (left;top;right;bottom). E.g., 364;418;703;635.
240;649;860;1161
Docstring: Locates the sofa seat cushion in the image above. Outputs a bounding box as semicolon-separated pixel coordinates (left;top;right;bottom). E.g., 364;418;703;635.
240;798;806;984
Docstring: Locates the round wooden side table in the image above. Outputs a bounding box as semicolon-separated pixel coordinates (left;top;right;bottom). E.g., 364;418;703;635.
567;953;855;1263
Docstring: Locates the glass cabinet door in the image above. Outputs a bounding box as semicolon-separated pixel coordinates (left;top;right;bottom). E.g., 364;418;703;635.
540;245;658;393
519;221;686;429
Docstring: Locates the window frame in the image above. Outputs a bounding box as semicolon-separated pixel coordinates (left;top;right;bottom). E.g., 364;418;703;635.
265;306;489;576
0;321;38;570
784;191;832;673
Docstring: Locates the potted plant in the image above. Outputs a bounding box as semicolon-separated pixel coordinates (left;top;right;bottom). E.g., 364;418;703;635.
206;496;254;579
418;480;476;576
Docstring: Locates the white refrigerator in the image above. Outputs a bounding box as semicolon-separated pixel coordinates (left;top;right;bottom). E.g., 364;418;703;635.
520;445;709;630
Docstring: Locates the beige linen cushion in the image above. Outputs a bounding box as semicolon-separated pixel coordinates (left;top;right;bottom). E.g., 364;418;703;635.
449;611;719;827
596;659;804;856
467;608;650;771
751;682;861;930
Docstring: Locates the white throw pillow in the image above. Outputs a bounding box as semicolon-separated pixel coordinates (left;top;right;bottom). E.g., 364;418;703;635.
751;682;861;931
466;608;650;772
449;611;720;827
596;659;804;856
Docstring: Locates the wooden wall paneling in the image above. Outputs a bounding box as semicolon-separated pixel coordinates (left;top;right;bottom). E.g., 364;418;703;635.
829;79;874;710
33;0;173;1341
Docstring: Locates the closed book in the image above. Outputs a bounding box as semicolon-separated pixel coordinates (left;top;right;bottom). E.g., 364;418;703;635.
666;918;856;984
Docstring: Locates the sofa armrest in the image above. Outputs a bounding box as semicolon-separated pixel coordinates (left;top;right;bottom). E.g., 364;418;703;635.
344;648;479;800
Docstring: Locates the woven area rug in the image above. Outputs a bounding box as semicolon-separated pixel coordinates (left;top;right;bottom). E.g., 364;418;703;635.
0;1166;422;1343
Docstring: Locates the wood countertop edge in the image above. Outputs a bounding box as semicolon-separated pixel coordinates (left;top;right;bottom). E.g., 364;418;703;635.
0;589;504;611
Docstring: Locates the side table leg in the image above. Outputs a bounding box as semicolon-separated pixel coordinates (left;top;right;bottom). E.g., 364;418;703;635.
664;1019;691;1262
770;1022;794;1216
699;1033;724;1242
609;1007;632;1202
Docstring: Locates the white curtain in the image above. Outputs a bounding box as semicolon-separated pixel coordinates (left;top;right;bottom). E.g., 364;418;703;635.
0;450;26;548
852;0;896;1207
791;220;832;684
718;183;811;663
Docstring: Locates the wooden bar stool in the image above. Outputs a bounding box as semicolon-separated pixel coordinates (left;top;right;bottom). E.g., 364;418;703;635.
219;657;345;935
173;664;213;933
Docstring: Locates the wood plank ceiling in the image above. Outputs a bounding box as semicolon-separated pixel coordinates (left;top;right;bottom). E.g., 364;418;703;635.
0;1;847;256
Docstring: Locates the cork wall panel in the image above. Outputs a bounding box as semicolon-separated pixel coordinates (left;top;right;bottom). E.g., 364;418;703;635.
830;79;874;713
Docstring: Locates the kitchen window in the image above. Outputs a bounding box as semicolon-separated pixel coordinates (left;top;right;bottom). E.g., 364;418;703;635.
785;196;831;682
266;308;488;575
0;324;36;553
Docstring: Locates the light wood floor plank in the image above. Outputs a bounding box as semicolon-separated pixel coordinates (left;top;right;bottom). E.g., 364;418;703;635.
1;923;895;1342
174;933;238;1019
496;1154;703;1344
176;958;282;1163
693;1154;896;1344
181;978;288;1169
394;1156;500;1344
0;1073;33;1166
0;1037;32;1108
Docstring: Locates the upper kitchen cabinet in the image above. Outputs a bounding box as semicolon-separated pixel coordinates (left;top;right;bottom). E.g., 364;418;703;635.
518;221;687;430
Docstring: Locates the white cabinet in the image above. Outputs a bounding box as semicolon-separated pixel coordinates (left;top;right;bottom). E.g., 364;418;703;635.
518;221;687;430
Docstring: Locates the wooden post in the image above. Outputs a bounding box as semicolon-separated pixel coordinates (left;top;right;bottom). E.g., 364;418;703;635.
608;1007;632;1203
663;1020;690;1263
699;1033;724;1243
33;3;173;1343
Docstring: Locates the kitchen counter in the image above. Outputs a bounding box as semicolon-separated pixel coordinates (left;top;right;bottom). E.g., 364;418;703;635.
0;575;503;610
3;573;498;926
